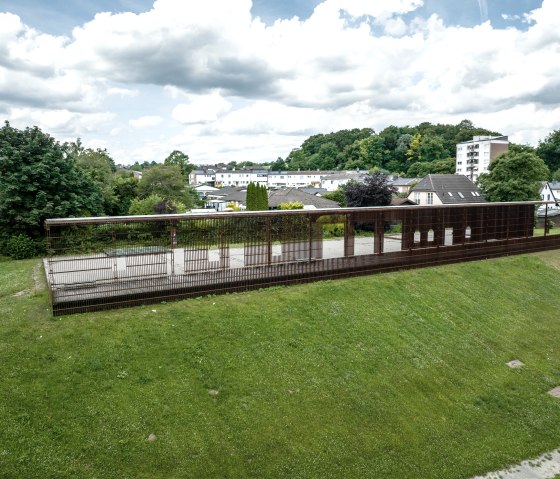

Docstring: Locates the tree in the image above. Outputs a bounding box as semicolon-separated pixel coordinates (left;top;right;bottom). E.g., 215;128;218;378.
68;142;118;214
128;194;186;215
407;158;456;177
0;122;103;240
246;183;268;211
406;133;422;163
137;165;197;210
112;175;139;216
343;173;395;207
536;130;560;174
270;157;286;171
258;184;269;210
164;150;195;179
321;188;347;207
477;151;549;202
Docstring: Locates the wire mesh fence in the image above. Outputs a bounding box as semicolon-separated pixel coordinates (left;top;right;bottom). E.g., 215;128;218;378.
44;202;560;315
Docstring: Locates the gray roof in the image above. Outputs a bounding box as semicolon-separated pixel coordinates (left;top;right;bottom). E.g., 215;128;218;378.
268;188;340;208
208;186;247;202
457;135;509;145
390;177;419;186
411;174;486;204
300;188;329;196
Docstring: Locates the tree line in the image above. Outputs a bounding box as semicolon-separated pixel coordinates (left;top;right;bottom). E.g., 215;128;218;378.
0;122;199;258
2;119;560;258
268;120;560;181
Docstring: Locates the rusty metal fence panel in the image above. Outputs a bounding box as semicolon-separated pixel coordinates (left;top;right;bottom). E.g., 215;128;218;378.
44;202;560;315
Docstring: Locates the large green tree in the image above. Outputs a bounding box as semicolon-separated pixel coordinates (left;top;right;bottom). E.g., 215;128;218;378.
68;141;118;214
407;157;456;177
164;150;196;179
0;122;103;240
478;151;549;202
137;165;198;211
536;129;560;174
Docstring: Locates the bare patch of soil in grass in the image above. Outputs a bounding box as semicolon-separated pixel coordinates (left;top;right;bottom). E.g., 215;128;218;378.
12;261;45;297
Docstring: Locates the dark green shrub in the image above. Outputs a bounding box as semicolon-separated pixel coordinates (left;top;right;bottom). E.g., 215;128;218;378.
5;234;37;259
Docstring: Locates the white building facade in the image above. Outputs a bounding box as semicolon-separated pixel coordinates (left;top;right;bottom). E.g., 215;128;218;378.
455;136;509;182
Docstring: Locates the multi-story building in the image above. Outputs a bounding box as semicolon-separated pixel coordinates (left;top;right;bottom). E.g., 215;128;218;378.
214;169;269;187
268;171;336;189
189;168;216;186
320;172;367;191
455;136;509;182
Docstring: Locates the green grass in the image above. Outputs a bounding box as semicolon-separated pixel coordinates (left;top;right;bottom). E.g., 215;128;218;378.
2;252;560;478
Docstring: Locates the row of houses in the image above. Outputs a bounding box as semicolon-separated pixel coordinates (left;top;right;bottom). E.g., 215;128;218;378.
189;135;510;191
193;174;489;212
190;168;418;193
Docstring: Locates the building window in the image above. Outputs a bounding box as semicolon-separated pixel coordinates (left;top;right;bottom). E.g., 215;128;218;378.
414;192;421;204
427;192;434;205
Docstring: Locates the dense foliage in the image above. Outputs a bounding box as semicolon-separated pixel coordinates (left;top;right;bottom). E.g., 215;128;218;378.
164;150;196;179
343;173;395;207
0;122;103;243
279;120;501;175
478;151;550;202
246;182;268;211
136;165;198;213
536;129;560;174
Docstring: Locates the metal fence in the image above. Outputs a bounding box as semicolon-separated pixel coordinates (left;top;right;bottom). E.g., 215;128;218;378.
44;202;560;315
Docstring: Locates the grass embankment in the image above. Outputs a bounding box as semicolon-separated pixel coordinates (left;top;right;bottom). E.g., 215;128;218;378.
1;252;560;478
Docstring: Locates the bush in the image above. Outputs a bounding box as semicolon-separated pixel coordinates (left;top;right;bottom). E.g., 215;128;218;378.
5;234;37;259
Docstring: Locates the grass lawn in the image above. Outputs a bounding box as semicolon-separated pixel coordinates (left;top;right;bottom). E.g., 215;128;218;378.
1;252;560;478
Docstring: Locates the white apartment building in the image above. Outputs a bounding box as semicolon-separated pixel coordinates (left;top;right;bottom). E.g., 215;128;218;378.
214;170;269;187
189;169;216;185
320;172;367;191
267;171;330;189
455;135;509;182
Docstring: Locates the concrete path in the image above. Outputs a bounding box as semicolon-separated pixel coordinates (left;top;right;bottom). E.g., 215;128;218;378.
471;449;560;479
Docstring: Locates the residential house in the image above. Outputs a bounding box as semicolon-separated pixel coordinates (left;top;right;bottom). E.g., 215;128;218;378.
267;170;336;189
540;182;560;203
388;177;419;195
455;135;509;182
193;184;220;198
215;169;268;187
408;174;485;206
320;171;368;191
189;168;216;186
268;188;340;209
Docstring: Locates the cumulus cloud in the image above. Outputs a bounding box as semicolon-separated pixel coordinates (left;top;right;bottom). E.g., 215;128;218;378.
7;107;114;138
172;93;232;124
129;115;163;128
1;0;560;164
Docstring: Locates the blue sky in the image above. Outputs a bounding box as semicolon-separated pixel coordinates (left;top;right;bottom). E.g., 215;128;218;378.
1;0;543;33
0;0;557;165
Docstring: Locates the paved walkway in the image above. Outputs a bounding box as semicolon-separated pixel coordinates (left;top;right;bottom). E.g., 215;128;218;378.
472;449;560;479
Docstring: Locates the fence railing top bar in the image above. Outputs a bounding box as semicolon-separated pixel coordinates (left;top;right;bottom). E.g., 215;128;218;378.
44;200;546;226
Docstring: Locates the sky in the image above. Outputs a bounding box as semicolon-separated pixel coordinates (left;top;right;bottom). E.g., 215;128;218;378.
0;0;557;166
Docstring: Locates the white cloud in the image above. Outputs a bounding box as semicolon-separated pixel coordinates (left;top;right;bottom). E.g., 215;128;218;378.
172;93;232;124
129;115;163;128
6;107;114;138
0;0;559;165
107;87;139;97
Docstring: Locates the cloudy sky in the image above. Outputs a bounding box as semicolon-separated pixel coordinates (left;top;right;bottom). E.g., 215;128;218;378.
1;0;558;165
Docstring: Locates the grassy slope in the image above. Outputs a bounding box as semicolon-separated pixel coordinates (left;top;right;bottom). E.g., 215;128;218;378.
1;253;560;478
